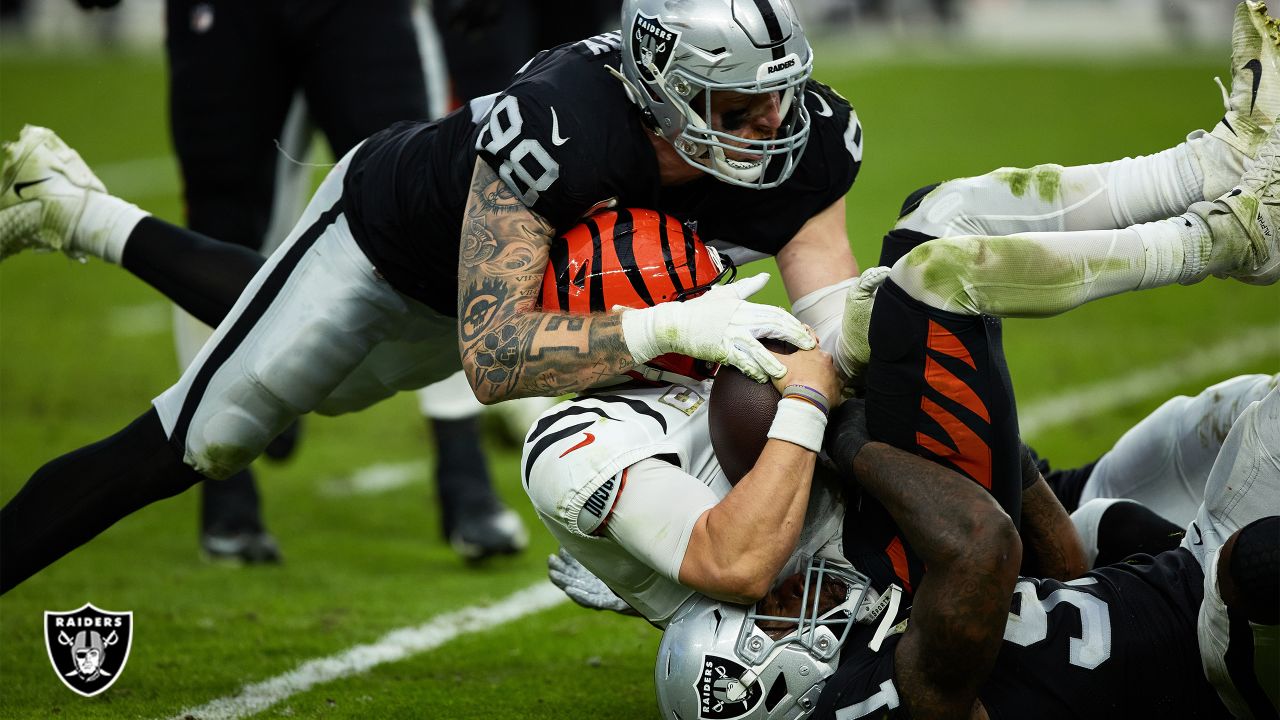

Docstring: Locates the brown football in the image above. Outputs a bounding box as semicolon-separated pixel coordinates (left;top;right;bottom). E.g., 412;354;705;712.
708;340;796;485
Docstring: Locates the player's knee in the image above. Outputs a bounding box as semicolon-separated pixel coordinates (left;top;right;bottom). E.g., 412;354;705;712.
938;493;1021;577
893;177;975;236
898;182;941;219
888;238;979;310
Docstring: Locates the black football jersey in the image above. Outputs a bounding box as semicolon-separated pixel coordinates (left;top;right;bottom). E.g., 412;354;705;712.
342;31;862;316
814;549;1230;720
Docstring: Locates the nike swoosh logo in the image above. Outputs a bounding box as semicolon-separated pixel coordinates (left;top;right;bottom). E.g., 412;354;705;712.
808;90;833;117
550;107;570;146
13;177;51;198
558;432;595;457
1190;522;1203;546
1246;58;1263;113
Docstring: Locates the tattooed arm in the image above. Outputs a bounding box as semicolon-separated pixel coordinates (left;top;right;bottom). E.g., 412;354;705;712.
457;159;635;403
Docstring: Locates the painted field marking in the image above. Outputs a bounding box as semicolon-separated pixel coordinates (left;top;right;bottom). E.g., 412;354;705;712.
164;582;567;720
320;460;428;497
1019;323;1280;437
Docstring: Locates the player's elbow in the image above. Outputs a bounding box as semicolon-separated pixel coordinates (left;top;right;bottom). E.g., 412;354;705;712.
937;496;1023;581
458;356;504;405
679;543;774;603
696;564;773;605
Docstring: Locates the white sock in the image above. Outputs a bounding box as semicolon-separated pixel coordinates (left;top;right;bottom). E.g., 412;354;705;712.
1130;213;1209;289
76;192;149;264
1104;143;1205;227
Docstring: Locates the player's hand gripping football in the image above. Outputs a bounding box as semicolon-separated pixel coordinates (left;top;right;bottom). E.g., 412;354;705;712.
834;266;891;387
547;548;636;615
619;272;816;383
770;334;842;408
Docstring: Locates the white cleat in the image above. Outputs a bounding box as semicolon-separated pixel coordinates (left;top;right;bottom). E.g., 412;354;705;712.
1212;2;1280;157
0;125;106;261
1193;2;1280;198
1196;116;1280;285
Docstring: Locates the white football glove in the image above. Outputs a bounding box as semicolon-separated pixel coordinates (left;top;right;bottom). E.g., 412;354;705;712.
619;272;815;383
547;547;635;615
835;266;892;386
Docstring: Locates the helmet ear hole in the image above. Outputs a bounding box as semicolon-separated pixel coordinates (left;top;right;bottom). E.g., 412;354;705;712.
764;675;789;712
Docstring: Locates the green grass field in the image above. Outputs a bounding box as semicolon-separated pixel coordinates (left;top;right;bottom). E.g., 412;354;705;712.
1;44;1277;720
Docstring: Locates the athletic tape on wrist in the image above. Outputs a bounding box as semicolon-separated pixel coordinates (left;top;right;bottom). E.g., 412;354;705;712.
767;397;828;453
781;384;830;416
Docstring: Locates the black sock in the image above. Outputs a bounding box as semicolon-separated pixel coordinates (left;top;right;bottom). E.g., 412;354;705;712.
0;408;204;594
201;469;264;534
120;217;265;328
432;417;497;534
1095;500;1185;567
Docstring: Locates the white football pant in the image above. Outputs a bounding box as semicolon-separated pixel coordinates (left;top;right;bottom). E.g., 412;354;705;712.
153;145;462;480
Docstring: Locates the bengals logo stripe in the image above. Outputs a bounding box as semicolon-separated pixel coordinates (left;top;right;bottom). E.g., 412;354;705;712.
548;235;570;312
657;211;686;296
587;216;606;313
680;219;698;288
923;355;990;423
614;209;659;307
917;396;993;489
925;320;977;369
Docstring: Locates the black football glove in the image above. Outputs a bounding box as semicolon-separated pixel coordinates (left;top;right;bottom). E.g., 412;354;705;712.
73;0;122;9
824;397;872;473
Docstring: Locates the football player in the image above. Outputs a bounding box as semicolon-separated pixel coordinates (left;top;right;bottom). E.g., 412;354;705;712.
656;387;1279;720
524;204;1271;626
0;0;848;593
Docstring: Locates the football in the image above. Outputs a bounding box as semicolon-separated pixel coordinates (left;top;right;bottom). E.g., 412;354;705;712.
708;340;796;484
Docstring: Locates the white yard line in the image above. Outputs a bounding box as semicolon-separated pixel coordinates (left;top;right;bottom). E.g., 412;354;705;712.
1018;323;1280;437
164;583;567;720
319;460;428;497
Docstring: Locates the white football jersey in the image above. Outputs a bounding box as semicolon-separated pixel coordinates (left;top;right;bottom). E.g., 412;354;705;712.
522;380;847;626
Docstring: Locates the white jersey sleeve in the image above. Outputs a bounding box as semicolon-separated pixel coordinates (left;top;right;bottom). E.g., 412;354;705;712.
603;456;720;582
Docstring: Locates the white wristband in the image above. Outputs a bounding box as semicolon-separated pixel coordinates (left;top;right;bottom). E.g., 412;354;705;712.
766;397;829;453
619;306;661;364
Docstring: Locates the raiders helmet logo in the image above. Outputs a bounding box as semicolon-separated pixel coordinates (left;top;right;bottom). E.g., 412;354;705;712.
631;12;681;85
695;654;764;719
44;603;133;697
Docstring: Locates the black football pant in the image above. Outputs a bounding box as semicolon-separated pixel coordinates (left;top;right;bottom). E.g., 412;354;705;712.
843;226;1022;597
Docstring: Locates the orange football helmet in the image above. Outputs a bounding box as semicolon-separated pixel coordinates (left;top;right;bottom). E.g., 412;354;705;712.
540;208;735;383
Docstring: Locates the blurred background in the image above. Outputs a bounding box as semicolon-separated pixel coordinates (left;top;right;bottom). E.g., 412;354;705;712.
0;1;1275;719
0;0;1242;53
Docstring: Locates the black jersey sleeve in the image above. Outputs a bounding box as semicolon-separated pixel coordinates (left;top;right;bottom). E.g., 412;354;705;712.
473;39;648;231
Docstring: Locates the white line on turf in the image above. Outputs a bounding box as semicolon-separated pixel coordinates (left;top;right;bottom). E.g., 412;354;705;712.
164;582;567;720
1019;322;1280;437
320;460;428;496
154;323;1277;719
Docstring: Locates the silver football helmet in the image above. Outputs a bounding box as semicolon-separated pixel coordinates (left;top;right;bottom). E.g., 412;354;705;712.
655;558;871;720
616;0;814;189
